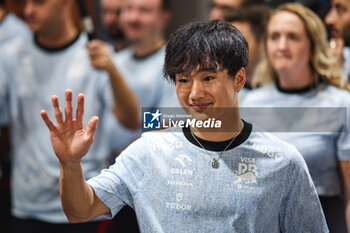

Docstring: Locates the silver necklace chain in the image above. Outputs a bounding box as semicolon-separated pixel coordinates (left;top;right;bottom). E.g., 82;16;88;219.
190;120;243;169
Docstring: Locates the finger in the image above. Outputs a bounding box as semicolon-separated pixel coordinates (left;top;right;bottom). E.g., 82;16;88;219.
88;50;100;61
86;116;99;139
76;93;85;122
65;89;73;121
90;39;102;46
40;110;57;132
86;41;100;52
86;40;96;49
51;95;63;124
87;47;98;56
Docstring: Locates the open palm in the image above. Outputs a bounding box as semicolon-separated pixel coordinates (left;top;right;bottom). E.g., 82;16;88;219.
41;89;98;164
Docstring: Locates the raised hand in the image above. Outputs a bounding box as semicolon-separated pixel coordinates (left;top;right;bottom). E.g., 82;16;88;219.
41;89;99;164
86;40;114;73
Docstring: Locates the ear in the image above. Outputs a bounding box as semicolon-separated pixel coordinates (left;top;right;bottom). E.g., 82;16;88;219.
234;68;246;91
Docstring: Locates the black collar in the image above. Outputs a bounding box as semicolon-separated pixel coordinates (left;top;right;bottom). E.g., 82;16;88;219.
34;33;80;53
133;46;163;60
275;77;323;94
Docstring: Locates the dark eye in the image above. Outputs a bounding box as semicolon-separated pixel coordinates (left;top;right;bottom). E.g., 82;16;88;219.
335;4;347;15
177;78;189;84
140;7;152;13
203;76;214;81
269;33;279;41
288;33;299;41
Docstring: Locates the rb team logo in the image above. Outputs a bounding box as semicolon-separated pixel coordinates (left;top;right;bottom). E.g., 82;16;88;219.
143;109;162;129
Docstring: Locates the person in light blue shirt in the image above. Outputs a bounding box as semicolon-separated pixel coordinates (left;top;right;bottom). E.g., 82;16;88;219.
86;0;179;155
0;0;139;232
242;3;350;233
41;20;328;233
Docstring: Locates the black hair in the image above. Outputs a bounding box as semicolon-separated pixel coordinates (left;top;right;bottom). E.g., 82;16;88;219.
224;5;271;43
164;20;248;83
0;0;5;7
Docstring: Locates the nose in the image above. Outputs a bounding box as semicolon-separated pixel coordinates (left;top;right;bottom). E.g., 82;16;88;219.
189;80;206;101
277;36;288;50
120;6;139;24
127;7;140;22
24;1;34;18
23;1;33;15
325;9;336;26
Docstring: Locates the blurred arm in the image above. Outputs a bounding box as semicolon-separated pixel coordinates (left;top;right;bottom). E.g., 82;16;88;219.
87;40;140;130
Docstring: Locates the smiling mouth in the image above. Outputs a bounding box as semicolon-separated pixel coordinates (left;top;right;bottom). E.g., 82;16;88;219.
191;103;211;111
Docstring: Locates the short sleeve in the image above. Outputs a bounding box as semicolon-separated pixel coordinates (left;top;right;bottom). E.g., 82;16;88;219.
279;157;329;233
87;138;146;218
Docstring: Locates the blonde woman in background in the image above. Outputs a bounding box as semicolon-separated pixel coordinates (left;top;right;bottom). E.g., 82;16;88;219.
241;3;350;233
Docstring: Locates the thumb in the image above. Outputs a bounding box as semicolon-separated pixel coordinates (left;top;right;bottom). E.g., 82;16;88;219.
86;116;99;139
